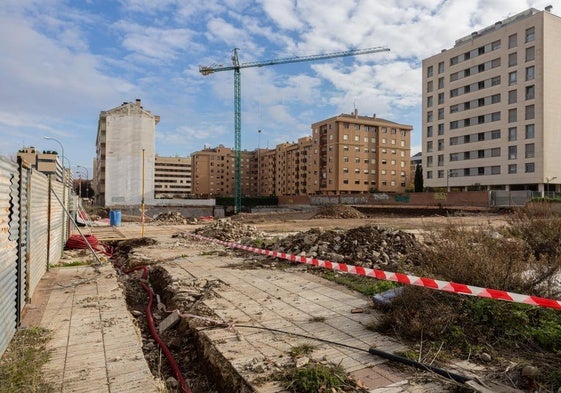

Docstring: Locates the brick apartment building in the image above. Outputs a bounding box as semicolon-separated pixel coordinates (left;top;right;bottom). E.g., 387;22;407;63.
311;110;413;194
422;6;561;193
190;110;412;197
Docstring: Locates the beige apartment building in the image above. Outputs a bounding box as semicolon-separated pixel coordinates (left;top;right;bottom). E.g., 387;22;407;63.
154;155;192;198
422;7;561;193
311;110;413;194
94;99;159;207
17;147;70;183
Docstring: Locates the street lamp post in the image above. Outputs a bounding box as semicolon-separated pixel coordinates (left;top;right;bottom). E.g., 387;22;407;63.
44;136;65;183
77;165;89;198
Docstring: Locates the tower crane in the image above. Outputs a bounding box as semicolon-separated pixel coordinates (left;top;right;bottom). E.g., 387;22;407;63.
200;46;390;213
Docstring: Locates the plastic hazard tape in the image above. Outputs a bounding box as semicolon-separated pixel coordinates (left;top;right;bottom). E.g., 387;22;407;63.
188;233;561;310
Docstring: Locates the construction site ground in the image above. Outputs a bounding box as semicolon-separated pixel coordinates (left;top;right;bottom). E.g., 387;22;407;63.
24;209;515;392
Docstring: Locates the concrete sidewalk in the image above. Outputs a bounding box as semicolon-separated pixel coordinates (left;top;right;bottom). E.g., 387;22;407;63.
22;265;160;393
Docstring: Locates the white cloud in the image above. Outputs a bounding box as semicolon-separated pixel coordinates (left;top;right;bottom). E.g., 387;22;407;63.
114;21;197;62
258;0;303;30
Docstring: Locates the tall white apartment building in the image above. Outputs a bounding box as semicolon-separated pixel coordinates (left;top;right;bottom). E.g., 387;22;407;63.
94;99;159;207
422;7;561;193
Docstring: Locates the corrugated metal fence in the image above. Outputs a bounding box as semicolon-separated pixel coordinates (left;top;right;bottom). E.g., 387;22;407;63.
0;156;69;357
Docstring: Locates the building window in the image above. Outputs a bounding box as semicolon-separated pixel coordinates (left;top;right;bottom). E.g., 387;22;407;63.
343;167;349;173
526;124;535;139
508;52;517;67
508;145;517;160
508;108;517;123
427;80;433;92
427;96;433;107
438;170;444;178
438;92;444;105
525;85;535;100
525;66;535;81
525;46;535;62
437;155;444;166
438;77;444;89
438;61;444;74
438;123;444;135
343;156;349;162
525;27;535;43
427;111;433;122
354;135;360;142
426;156;433;167
491;40;501;50
426;126;433;137
508;33;517;49
508;127;517;141
508;89;517;104
525;104;535;120
343;134;349;140
427;65;433;77
525;162;535;173
438;139;444;151
525;143;535;158
438;108;444;120
508;164;517;174
343;145;349;151
427;171;433;179
508;71;517;85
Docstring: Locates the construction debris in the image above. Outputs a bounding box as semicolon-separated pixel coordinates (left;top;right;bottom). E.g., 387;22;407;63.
312;204;366;219
153;211;198;225
193;218;266;242
259;225;421;270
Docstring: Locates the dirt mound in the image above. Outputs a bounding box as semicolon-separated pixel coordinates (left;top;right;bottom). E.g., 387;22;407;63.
193;218;265;242
262;225;420;271
312;204;366;219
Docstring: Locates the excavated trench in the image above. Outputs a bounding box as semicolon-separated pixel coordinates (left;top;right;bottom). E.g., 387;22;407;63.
114;240;255;393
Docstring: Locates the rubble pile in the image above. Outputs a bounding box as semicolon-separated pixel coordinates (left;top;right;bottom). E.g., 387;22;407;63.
153;211;196;225
312;204;366;219
193;219;266;242
264;225;421;270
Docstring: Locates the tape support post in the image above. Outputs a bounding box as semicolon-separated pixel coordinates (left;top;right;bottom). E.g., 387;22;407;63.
189;233;561;310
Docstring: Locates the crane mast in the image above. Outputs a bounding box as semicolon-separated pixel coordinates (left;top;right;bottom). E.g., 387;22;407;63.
200;46;390;214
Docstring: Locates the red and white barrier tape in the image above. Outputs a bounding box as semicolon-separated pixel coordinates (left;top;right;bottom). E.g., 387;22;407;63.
188;233;561;310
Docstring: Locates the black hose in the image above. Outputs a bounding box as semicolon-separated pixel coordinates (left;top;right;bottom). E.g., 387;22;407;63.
368;347;472;384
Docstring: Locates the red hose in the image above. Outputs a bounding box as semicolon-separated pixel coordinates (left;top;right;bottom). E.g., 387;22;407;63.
126;266;191;393
65;234;113;256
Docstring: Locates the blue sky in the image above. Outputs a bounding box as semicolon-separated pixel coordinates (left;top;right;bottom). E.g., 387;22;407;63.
0;0;554;178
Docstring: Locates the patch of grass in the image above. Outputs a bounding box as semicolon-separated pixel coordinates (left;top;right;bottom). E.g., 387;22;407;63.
61;260;89;267
289;343;316;358
0;326;53;393
283;363;346;393
316;269;399;296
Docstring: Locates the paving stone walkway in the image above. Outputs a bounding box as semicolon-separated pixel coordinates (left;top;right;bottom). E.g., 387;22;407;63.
22;265;160;393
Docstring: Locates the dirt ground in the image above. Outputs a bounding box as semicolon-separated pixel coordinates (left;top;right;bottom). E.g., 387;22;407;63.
231;209;508;233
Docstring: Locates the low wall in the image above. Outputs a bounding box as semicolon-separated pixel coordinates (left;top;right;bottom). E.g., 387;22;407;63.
279;191;490;208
